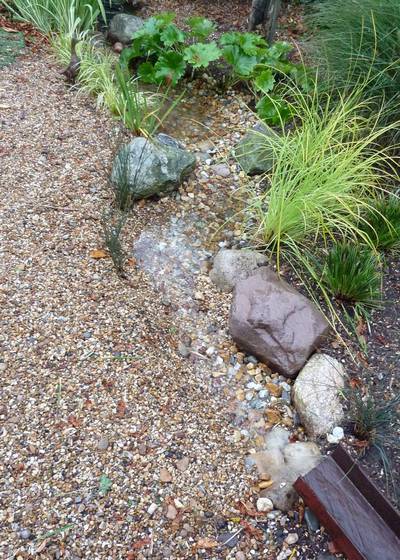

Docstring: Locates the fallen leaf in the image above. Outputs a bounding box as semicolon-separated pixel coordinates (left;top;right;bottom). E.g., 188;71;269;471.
89;249;108;259
116;400;127;418
235;500;264;517
195;537;219;549
265;409;281;424
240;519;263;540
349;377;362;389
131;537;151;550
127;257;137;267
356;352;369;367
67;414;81;428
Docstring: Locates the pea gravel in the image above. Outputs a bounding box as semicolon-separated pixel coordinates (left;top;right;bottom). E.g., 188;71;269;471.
0;50;337;559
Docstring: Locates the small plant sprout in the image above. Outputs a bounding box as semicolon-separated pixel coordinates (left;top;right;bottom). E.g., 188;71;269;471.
102;210;126;278
360;196;400;252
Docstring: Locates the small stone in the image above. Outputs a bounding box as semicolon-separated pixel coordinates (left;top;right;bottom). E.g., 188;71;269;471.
19;529;31;540
236;553;246;560
284;533;299;545
211;163;230;178
256;497;274;512
305;507;320;532
177;342;190;358
0;363;6;372
259;480;274;490
147;503;158;516
97;437;109;451
236;389;245;401
176;457;190;472
259;472;271;481
327;426;344;444
160;468;173;483
166;504;177;520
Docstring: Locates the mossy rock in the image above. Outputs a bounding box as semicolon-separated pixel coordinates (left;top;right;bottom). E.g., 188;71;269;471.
0;29;25;68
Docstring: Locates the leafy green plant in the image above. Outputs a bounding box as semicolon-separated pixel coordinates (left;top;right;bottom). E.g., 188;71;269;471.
244;83;398;267
345;386;400;502
99;474;112;495
1;0;107;35
360;196;400;252
120;12;221;86
320;242;382;314
306;0;400;130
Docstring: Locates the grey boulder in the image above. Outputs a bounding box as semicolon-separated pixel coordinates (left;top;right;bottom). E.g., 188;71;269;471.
111;134;196;201
210;249;268;293
234;122;278;176
108;14;144;45
292;353;346;438
229;267;330;378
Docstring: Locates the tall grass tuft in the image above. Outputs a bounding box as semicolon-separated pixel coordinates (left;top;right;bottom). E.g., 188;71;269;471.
305;0;400;130
345;386;400;503
360;196;400;252
1;0;107;35
244;84;398;268
51;35;165;136
320;242;382;315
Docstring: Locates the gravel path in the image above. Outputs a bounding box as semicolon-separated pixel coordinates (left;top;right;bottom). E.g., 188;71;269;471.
0;53;253;558
0;49;337;558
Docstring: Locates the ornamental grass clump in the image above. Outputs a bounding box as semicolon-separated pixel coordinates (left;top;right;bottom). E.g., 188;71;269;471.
320;242;382;315
1;0;106;35
306;0;400;130
244;84;398;267
360;196;400;252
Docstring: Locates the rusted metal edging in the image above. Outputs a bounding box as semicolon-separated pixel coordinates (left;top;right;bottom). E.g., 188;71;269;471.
294;445;400;560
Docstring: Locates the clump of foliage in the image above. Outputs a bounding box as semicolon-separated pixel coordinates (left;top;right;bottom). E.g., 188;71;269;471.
320;242;382;315
306;0;400;130
1;0;106;35
244;84;398;266
345;386;400;502
360;196;400;252
0;28;25;68
120;11;308;126
52;35;165;136
120;12;221;86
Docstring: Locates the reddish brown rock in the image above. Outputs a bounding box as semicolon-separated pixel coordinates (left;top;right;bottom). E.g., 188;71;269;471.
229;267;330;378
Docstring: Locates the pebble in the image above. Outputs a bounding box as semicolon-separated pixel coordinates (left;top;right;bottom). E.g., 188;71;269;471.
96;436;109;451
218;532;240;548
166;504;178;520
284;533;299;545
147;503;158;516
259;480;274;490
19;529;31;540
236;553;246;560
176;457;190;472
160;468;173;483
259;472;271;481
211;163;231;178
177;342;190;358
256;497;274;512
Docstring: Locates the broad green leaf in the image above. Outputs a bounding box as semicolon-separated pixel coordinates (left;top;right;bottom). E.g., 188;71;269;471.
256;95;293;126
99;474;112;496
183;42;221;68
186;16;216;39
160;24;186;47
238;32;267;56
219;31;241;46
153;12;176;26
267;41;293;62
137;62;158;83
290;64;315;92
253;69;276;93
154;52;186;85
222;45;257;76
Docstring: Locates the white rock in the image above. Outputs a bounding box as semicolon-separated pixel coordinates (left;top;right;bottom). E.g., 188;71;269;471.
327;426;345;444
147;503;158;516
256;497;274;512
292;354;346;438
285;533;299;545
209;249;267;293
